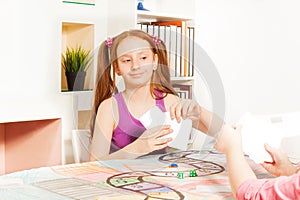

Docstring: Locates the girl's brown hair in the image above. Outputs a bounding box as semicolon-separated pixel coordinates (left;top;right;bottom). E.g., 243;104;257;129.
90;29;177;136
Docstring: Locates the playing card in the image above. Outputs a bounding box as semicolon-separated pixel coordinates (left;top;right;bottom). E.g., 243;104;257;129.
139;106;192;150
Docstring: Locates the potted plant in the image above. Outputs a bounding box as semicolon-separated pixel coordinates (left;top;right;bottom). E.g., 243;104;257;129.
61;45;92;91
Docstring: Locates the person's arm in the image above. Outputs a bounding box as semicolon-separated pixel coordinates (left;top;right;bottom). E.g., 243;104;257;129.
89;98;119;161
215;126;300;199
236;145;300;199
89;98;141;160
214;125;256;197
90;125;173;161
236;169;300;199
169;99;224;137
89;98;173;161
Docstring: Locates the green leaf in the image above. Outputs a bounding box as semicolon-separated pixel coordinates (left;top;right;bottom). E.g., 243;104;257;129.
61;45;92;72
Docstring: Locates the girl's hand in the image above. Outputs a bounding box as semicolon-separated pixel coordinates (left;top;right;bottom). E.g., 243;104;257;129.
169;99;202;123
262;144;297;177
132;125;173;155
214;125;243;155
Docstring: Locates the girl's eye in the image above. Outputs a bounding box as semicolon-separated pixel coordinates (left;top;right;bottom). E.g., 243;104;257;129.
141;56;147;60
122;59;131;63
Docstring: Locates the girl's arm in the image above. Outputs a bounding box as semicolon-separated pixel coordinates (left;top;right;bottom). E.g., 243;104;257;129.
168;98;224;137
221;141;257;196
89;98;117;161
216;126;300;199
194;106;225;137
89;98;144;160
89;98;173;161
214;125;256;197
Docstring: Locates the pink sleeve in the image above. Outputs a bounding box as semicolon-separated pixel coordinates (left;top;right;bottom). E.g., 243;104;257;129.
236;172;300;200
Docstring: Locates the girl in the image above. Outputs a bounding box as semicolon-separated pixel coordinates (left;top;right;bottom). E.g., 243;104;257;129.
89;30;215;161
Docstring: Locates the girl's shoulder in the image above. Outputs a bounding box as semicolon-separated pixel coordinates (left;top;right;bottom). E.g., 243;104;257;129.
97;97;117;112
97;97;119;126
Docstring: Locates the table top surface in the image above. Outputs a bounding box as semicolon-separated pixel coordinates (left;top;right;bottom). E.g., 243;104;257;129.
0;150;271;200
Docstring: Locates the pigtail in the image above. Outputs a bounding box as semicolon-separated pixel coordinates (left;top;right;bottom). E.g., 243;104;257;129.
90;41;116;137
152;39;178;98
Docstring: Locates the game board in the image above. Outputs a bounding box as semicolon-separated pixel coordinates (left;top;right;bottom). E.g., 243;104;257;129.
0;150;271;199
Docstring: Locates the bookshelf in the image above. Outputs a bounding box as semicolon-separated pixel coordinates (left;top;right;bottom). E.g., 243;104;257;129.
135;1;196;99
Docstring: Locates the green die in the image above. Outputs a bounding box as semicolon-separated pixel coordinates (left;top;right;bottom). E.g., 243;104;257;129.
177;172;185;179
189;170;197;177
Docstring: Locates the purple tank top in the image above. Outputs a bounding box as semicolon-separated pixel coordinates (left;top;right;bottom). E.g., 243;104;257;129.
110;90;167;154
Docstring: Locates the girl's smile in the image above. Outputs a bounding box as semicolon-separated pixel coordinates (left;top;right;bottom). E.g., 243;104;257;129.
116;36;158;86
129;71;145;78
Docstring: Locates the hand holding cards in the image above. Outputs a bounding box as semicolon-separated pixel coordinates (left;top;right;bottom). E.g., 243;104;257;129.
238;112;300;163
140;106;192;150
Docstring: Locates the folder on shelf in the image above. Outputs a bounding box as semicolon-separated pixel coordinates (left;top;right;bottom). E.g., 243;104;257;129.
153;25;159;37
178;21;188;77
175;26;182;77
173;84;192;99
187;27;195;77
141;24;148;33
159;25;166;42
148;24;154;35
169;25;177;77
162;26;173;76
174;87;189;99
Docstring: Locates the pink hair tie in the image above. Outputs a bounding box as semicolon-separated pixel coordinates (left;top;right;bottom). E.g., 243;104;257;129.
151;35;161;45
105;37;113;48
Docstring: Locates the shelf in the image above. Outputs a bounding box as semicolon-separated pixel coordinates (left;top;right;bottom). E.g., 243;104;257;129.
61;22;95;92
61;89;93;94
171;76;194;82
137;10;193;24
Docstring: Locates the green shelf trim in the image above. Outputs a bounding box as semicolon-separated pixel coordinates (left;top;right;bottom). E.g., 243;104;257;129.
62;1;95;6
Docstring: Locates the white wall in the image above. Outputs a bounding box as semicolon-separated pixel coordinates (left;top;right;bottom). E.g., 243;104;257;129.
195;0;300;123
0;0;107;164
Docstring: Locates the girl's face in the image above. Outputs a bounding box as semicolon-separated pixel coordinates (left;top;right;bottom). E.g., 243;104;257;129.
116;36;157;87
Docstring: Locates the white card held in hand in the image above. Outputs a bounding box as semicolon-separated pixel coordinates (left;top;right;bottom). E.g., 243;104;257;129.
238;112;293;163
139;106;192;150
